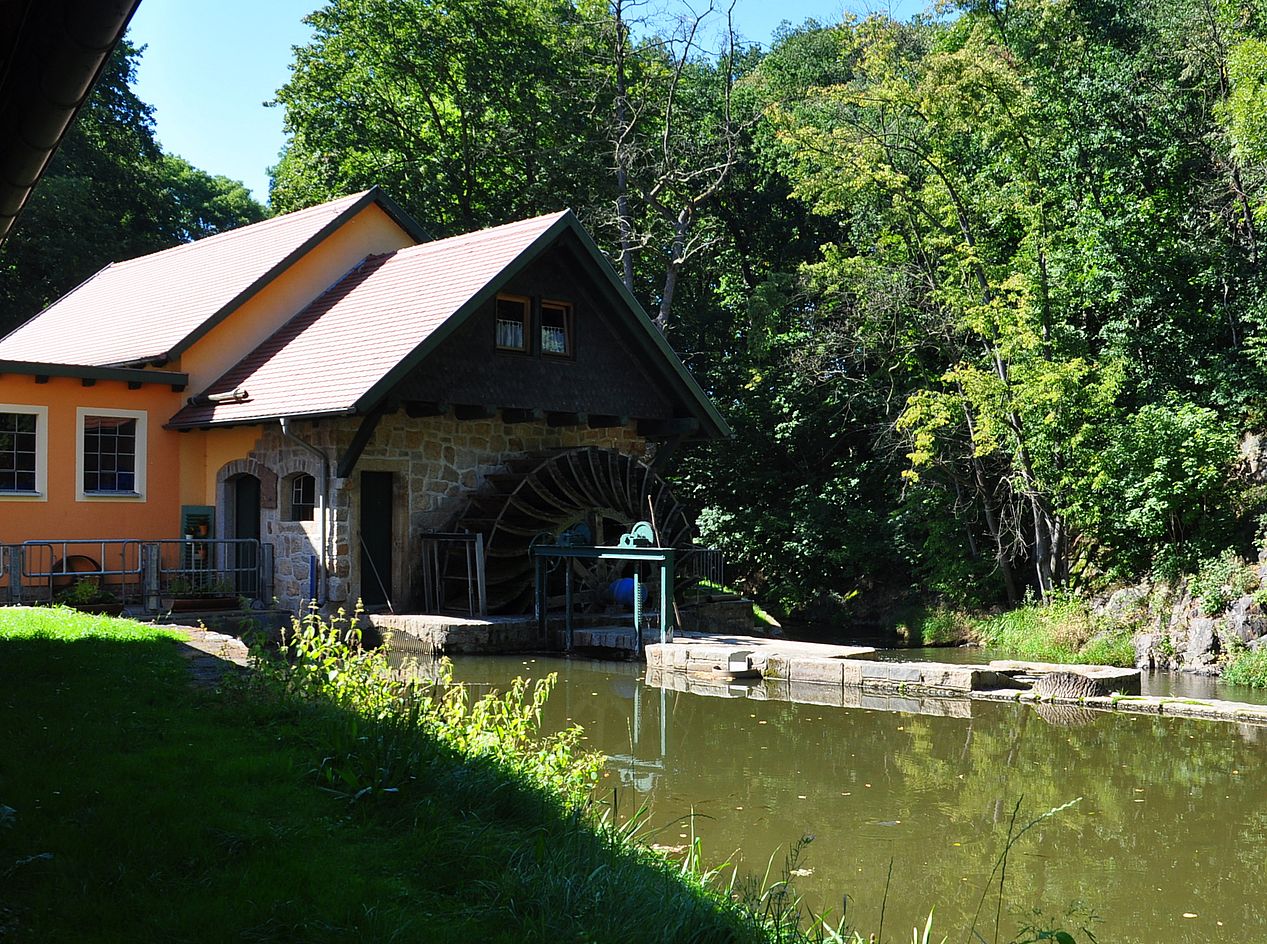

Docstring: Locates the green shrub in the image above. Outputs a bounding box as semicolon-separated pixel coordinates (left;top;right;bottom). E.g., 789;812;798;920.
54;577;116;606
1192;549;1259;616
1222;647;1267;688
248;606;603;805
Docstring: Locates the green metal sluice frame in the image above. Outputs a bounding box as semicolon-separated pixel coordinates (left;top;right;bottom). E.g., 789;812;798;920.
530;525;675;655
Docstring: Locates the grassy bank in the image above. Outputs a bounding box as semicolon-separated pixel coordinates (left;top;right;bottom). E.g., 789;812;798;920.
0;607;834;943
911;596;1136;667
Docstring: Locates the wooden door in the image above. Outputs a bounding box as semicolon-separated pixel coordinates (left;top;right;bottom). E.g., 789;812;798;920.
231;474;260;595
360;471;394;607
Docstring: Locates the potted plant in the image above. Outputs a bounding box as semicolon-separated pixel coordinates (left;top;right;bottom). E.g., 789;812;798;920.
55;578;124;616
167;576;239;612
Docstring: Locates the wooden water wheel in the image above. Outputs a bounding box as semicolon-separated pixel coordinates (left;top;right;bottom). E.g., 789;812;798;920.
446;447;695;613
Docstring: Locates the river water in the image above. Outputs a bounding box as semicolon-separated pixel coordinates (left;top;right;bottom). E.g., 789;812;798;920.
445;653;1267;943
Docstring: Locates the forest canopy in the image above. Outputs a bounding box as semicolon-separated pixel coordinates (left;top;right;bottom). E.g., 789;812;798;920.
11;1;1267;622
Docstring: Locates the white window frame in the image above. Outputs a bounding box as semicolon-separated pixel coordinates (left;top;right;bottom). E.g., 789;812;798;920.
0;403;48;502
76;407;147;502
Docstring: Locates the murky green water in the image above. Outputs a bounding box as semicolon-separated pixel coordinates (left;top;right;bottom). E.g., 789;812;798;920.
445;654;1267;943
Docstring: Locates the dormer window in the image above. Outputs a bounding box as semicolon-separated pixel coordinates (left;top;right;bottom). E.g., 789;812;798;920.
540;300;573;357
495;295;530;352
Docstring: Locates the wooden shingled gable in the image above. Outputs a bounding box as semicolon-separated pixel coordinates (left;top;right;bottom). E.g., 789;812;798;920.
169;209;730;440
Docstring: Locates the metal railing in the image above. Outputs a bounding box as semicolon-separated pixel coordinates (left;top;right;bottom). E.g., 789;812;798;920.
680;546;724;587
149;538;273;603
1;538;273;612
419;531;487;617
4;540;145;606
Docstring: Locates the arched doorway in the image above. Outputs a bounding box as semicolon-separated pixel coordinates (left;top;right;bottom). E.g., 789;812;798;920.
227;472;260;595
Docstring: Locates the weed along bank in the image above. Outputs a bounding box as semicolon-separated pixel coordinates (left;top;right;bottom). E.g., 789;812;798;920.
0;188;729;623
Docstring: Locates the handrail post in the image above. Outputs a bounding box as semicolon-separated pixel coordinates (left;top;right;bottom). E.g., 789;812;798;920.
142;543;161;614
7;546;21;604
565;562;574;652
474;533;487;617
662;547;675;644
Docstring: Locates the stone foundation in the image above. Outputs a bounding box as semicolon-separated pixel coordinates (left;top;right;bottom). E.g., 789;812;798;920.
220;414;646;613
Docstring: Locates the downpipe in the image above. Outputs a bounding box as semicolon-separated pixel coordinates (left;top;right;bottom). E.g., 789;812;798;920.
280;418;330;606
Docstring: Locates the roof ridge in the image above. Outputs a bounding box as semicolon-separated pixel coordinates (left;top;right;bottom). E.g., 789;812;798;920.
107;190;373;270
386;209;570;260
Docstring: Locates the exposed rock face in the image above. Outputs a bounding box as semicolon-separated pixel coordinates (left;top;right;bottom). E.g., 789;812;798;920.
1101;585;1150;622
1185;617;1220;668
1134;632;1162;671
1116;565;1267;678
1225;598;1267;644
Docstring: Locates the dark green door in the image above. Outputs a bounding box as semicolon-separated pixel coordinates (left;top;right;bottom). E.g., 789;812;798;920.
360;471;394;607
232;474;260;595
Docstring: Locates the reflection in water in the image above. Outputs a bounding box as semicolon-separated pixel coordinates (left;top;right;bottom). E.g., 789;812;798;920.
442;654;1267;944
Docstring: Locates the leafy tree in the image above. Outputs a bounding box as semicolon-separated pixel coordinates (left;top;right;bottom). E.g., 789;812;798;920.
270;0;608;235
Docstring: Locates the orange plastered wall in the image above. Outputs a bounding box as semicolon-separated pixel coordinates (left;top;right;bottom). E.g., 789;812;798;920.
178;425;262;507
178;204;416;392
0;376;184;542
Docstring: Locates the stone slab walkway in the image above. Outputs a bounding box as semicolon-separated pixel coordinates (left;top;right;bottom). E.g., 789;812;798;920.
166;625;251;688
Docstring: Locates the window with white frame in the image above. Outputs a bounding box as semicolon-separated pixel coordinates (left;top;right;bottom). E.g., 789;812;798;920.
286;472;317;522
0;404;47;499
77;408;147;500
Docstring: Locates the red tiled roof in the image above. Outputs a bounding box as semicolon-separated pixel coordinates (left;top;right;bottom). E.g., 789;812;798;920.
0;190;378;366
169;212;570;428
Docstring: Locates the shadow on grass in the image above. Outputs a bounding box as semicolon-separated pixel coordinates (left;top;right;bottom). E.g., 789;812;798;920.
0;623;807;944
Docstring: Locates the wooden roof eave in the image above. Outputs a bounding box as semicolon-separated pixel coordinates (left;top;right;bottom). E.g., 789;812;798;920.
0;359;188;389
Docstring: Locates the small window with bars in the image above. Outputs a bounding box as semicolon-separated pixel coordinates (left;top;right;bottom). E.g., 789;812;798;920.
495;295;530;352
0;411;38;492
540;300;573;356
82;415;137;493
288;473;317;522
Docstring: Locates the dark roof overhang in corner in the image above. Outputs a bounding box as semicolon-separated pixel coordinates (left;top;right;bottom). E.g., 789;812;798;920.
0;0;142;246
0;358;187;388
118;186;429;369
354;211;733;442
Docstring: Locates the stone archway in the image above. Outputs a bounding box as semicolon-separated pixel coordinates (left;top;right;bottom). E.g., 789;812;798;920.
214;458;278;543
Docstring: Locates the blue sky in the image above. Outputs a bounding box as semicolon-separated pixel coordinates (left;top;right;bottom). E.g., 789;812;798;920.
128;0;924;205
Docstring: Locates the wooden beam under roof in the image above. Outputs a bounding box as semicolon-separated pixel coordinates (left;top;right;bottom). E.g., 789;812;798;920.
501;408;544;424
453;404;496;421
404;400;448;418
636;417;700;437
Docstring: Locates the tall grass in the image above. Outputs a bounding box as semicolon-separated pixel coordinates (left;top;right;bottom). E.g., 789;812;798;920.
967;595;1135;666
245;607;860;942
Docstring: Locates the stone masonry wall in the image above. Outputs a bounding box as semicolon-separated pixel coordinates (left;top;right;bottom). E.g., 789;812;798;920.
232;414;647;613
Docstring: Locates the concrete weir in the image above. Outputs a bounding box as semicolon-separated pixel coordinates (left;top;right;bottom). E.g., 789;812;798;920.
645;633;1267;727
368;613;640;655
370;614;541;655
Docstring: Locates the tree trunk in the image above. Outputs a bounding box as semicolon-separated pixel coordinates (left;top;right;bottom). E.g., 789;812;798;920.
655;208;690;333
612;0;636;292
